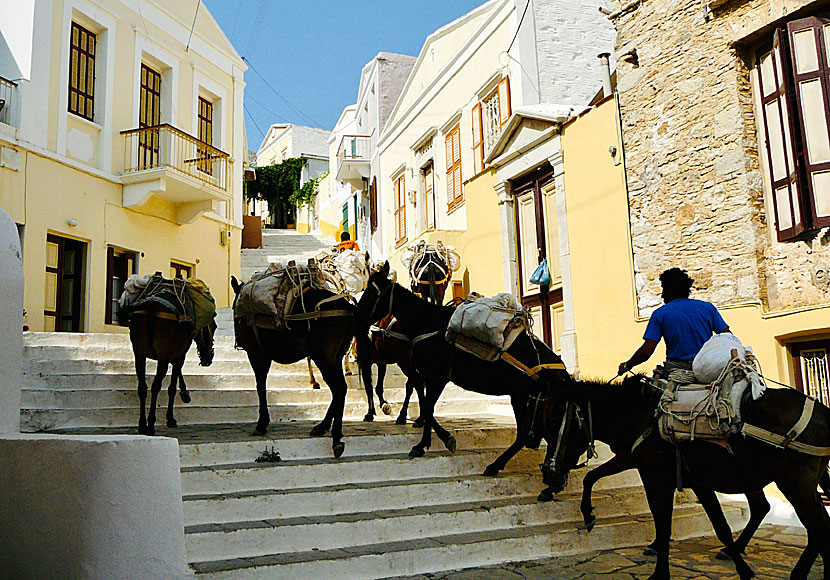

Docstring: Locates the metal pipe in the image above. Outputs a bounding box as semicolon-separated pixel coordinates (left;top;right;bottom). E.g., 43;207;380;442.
598;53;613;98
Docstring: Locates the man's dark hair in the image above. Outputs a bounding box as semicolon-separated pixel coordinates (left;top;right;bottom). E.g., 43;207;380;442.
340;231;350;241
659;268;694;299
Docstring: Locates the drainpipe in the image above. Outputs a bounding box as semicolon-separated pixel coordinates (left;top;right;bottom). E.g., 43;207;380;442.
598;53;613;99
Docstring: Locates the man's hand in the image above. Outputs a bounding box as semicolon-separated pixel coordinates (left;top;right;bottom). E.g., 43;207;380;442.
618;361;629;375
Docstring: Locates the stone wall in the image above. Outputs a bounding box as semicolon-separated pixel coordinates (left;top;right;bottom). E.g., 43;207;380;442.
612;0;830;314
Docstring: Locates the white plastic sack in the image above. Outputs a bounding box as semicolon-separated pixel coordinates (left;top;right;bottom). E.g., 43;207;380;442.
333;250;369;295
692;333;746;384
447;292;527;353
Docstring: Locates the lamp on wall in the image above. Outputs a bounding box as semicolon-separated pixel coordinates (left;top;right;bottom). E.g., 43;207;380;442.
67;218;78;228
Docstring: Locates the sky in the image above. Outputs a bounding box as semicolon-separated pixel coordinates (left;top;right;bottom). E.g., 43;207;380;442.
202;0;488;151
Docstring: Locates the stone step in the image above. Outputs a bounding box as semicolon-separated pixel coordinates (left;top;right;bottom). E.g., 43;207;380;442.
19;398;505;431
189;505;746;580
184;487;649;563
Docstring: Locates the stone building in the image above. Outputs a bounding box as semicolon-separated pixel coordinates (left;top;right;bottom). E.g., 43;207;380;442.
611;0;830;399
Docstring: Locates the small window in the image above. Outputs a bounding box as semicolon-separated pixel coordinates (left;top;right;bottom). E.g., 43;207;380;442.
445;124;463;210
106;248;138;325
68;22;96;121
170;261;192;279
197;96;214;174
423;163;436;231
472;76;511;174
394;173;406;245
369;176;378;234
791;339;830;406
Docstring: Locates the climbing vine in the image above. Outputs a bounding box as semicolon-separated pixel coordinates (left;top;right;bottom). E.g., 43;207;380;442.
290;170;329;209
244;158;327;217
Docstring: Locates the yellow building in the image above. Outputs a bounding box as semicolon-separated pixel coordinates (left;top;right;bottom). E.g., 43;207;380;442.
0;0;246;332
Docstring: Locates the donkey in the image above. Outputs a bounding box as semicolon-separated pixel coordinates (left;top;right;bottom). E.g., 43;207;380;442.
231;276;355;458
356;262;571;475
127;305;216;435
409;245;451;305
541;375;830;580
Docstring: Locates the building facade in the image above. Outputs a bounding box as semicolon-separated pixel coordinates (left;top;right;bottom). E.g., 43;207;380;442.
0;0;246;333
609;0;830;400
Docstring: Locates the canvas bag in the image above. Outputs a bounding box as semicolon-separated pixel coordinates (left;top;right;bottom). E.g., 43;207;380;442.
692;333;746;384
445;292;530;361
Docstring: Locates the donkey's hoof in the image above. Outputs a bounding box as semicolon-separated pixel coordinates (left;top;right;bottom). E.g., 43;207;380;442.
310;425;328;437
537;489;554;502
643;546;658;557
311;382;321;390
409;447;426;458
413;417;425;428
483;465;500;477
167;418;178;428
396;415;407;425
252;426;268;436
715;550;733;561
363;413;374;422
138;425;150;435
179;391;191;404
333;442;345;458
582;515;596;532
445;436;457;453
381;402;392;415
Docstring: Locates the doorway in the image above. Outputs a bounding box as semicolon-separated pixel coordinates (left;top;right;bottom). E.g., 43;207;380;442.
44;234;86;332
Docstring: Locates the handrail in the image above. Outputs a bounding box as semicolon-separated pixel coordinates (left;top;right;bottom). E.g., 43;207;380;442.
0;75;18;126
120;123;229;158
336;134;372;167
0;75;18;87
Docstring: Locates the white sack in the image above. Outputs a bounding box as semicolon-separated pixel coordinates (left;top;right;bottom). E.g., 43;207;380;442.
692;333;746;384
333;250;369;295
447;292;527;353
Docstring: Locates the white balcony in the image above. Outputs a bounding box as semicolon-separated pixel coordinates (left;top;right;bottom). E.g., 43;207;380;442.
335;134;372;189
120;124;231;224
0;76;18;127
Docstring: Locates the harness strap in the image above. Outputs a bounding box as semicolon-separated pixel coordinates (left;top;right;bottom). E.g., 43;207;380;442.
412;330;441;345
283;309;352;321
741;397;830;457
379;329;411;342
501;352;566;381
784;396;815;446
631;425;653;454
131;310;192;323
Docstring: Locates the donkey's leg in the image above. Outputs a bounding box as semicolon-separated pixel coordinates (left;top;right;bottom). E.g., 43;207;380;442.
375;362;391;416
715;490;770;559
396;368;413;425
319;363;348;458
178;367;191;404
579;455;635;531
307;357;320;389
146;360;169;436
641;470;676;580
693;486;755;579
363;363;378;422
248;352;272;435
166;355;186;428
412;378;425;428
777;477;828;580
484;396;527;476
136;355;149;435
410;381;444;458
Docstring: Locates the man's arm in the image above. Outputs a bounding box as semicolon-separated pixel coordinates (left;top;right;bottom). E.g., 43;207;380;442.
618;339;658;375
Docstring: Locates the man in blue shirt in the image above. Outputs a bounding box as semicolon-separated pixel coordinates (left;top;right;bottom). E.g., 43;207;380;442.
618;268;730;376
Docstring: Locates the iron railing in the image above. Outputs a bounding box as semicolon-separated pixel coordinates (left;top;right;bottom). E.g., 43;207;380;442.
336;134;372;168
0;75;18;126
121;124;229;191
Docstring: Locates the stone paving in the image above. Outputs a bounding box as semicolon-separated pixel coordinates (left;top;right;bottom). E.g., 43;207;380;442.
399;525;821;579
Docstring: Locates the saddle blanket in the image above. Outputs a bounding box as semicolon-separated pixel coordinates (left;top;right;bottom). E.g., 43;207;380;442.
118;273;215;329
233;260;329;329
445;292;530;361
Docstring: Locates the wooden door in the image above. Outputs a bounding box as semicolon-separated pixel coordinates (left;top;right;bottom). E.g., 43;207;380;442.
45;234;85;332
513;166;561;349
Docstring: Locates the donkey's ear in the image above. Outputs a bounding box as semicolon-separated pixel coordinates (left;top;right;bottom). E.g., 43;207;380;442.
231;276;241;294
365;251;370;263
379;261;390;280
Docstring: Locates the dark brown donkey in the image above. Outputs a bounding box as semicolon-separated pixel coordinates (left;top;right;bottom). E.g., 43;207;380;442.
231;276;355;458
127;305;216;435
542;376;830;580
357;263;570;474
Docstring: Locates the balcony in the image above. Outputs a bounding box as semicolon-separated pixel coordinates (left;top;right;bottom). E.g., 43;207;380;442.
335;134;372;189
0;75;17;127
120;124;231;224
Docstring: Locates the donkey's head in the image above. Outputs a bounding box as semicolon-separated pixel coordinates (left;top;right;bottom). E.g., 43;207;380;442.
357;261;393;326
410;250;449;305
195;319;217;367
539;394;592;494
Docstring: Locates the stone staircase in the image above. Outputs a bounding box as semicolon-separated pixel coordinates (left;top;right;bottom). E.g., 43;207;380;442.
19;331;749;579
241;228;336;281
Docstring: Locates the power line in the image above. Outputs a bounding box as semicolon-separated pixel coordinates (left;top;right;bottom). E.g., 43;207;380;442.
186;0;202;52
230;0;243;42
244;102;266;141
245;91;291;124
242;56;323;128
507;0;531;54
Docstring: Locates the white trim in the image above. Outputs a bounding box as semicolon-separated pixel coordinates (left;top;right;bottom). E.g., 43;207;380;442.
132;30;180;129
475;71;503;100
390;162;407;179
410;126;437;152
57;0;117;173
440;110;462;134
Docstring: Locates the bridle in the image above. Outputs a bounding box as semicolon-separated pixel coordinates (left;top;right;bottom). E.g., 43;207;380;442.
541;398;597;486
367;279;395;325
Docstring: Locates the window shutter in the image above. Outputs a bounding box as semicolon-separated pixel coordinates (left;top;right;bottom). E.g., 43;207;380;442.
788;17;830;230
399;175;406;241
498;76;512;130
425;165;435;230
472;103;484;175
452;127;462;202
105;247;114;324
757;29;805;240
370;177;377;234
446;132;455;204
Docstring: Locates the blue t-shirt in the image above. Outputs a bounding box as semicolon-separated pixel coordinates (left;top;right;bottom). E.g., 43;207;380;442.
643;298;729;361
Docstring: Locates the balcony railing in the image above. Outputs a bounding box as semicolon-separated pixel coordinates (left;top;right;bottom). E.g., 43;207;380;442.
121;124;229;191
336;134;372;167
0;75;17;127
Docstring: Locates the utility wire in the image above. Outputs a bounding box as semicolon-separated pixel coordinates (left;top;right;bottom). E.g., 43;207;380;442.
507;0;531;54
186;0;202;51
242;56;323;128
246;91;291;124
244;102;266;141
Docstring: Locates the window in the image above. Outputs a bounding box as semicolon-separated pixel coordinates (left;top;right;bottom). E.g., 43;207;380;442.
472;76;511;174
369;176;378;234
445;124;463;210
754;17;830;240
791;339;830;407
106;248;137;325
424;163;436;231
197;96;213;174
138;63;162;169
170;261;192;279
394;173;406;245
68;22;96;121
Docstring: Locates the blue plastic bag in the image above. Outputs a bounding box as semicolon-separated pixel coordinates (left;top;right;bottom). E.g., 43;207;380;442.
529;258;550;286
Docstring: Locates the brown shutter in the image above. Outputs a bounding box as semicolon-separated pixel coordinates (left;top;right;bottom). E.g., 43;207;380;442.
472;103;484;175
425;165;435;230
445;131;455;204
369;177;377;234
452;126;462;203
757;29;805;240
105;247;114;324
498;76;512;130
788;17;830;231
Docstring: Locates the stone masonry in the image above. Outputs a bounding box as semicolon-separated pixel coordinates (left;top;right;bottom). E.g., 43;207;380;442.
611;0;830;313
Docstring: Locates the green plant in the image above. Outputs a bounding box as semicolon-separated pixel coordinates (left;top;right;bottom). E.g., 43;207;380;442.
290;170;329;209
254;446;282;463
